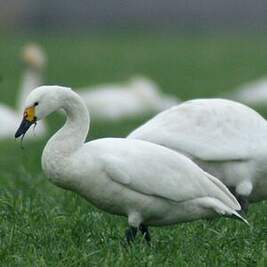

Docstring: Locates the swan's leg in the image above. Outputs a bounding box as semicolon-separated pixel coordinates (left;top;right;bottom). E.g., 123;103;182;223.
139;224;151;243
125;212;142;244
125;227;137;244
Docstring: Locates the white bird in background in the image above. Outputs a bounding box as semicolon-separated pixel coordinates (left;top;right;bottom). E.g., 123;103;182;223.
128;98;267;212
0;43;47;140
15;86;247;244
76;76;180;121
227;77;267;107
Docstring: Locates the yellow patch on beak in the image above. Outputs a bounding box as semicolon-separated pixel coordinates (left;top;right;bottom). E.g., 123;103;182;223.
24;106;36;122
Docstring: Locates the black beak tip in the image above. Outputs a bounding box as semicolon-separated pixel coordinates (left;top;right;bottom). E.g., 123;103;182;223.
15;130;22;139
14;118;34;139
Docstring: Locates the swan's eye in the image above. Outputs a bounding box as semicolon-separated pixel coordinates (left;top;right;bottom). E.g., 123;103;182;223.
34;102;39;106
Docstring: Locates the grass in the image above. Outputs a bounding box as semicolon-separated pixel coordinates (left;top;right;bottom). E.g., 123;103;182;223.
0;32;267;266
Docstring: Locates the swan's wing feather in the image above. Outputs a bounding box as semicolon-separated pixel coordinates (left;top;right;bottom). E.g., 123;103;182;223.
103;154;205;203
203;172;240;209
99;139;239;209
128;99;267;161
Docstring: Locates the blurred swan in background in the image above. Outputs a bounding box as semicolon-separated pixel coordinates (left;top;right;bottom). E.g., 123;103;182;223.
128;98;267;212
77;76;180;121
0;43;47;140
227;77;267;107
15;86;247;244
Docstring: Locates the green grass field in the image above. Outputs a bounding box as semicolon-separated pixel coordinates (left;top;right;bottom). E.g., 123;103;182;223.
0;33;266;266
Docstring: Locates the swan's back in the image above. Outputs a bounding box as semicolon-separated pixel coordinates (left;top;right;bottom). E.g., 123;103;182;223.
128;98;267;161
230;78;267;106
78;87;151;120
77;76;179;120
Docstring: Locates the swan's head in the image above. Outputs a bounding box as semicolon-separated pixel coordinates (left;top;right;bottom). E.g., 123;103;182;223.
22;43;46;70
15;85;71;138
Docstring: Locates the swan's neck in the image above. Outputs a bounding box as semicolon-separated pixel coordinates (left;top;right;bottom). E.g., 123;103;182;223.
17;69;42;112
42;90;90;184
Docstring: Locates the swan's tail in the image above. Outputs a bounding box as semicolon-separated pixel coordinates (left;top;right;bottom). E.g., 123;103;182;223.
231;210;249;226
200;197;249;226
204;171;241;211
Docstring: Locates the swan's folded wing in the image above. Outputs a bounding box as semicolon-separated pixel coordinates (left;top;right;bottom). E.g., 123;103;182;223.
203;172;240;210
128;99;267;161
101;149;238;208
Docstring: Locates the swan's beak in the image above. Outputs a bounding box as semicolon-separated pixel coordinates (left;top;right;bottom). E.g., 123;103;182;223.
15;106;36;138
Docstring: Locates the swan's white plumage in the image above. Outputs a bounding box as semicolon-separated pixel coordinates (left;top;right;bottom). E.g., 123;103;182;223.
128;98;267;202
99;140;240;209
0;43;46;140
228;78;267;106
77;76;179;121
18;86;247;231
0;105;18;137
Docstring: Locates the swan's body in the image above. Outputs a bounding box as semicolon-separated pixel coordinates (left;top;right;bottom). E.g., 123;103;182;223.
0;105;18;137
15;86;247;242
77;77;179;121
0;44;46;139
228;77;267;106
128;98;267;210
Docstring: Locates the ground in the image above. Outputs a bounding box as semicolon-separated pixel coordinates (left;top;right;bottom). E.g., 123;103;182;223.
0;33;266;266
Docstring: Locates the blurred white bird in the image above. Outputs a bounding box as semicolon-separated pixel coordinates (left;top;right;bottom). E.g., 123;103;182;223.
128;98;267;212
227;77;267;106
76;76;180;121
0;43;47;140
15;86;247;244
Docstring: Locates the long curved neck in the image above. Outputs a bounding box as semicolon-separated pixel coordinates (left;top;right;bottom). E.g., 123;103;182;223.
17;68;42;112
44;90;90;158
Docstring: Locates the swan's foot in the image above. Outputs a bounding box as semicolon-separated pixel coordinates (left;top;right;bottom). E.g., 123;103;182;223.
139;224;151;244
125;227;137;244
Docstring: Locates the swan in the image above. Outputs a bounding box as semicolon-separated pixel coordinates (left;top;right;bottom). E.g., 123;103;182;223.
0;43;47;139
77;76;179;121
227;77;267;107
15;86;247;243
128;98;267;212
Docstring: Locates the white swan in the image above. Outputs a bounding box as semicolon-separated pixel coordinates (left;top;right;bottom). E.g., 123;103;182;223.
77;76;179;121
128;98;267;212
15;86;247;243
227;77;267;107
0;43;47;139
